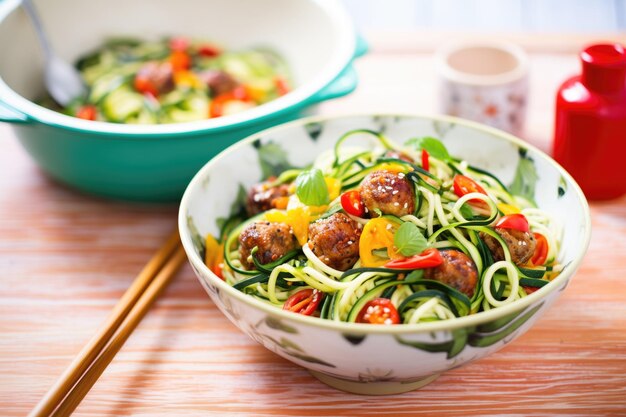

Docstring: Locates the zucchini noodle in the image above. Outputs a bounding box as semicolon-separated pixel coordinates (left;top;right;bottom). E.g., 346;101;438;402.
213;130;562;325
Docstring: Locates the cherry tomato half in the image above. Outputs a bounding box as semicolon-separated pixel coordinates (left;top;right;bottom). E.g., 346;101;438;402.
453;174;487;198
76;105;97;121
453;174;489;209
421;149;430;172
530;232;549;265
384;247;443;269
275;76;290;96
341;190;365;217
134;75;159;96
198;44;221;57
283;289;324;316
356;298;401;325
495;213;530;233
209;86;249;118
522;286;540;295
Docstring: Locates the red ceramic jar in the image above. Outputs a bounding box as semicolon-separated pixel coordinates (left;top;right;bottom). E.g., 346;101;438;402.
553;43;626;200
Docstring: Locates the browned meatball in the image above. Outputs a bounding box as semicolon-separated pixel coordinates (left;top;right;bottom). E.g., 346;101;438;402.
482;228;537;266
238;221;297;270
360;170;415;217
246;180;290;216
199;70;238;96
308;213;362;271
424;249;478;298
135;62;174;95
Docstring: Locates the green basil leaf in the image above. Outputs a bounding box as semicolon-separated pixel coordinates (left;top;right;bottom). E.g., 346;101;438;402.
295;168;330;206
394;222;428;256
405;136;450;161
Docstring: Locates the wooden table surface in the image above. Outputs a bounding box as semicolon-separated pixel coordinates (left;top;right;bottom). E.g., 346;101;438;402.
1;33;626;417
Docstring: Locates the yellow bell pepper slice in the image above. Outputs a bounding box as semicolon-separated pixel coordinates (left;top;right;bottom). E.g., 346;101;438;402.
498;203;520;215
265;207;310;246
205;234;225;278
359;218;402;267
174;70;204;89
205;233;220;269
377;162;412;173
325;177;341;201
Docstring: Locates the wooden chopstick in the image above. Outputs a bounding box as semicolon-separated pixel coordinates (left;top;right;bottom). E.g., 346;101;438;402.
29;231;185;417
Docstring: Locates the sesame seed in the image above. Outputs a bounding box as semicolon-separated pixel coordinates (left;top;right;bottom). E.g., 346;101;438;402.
392;190;399;195
398;173;405;178
385;186;393;190
391;180;396;185
403;203;408;208
347;240;353;245
394;202;400;206
384;318;393;325
386;224;392;230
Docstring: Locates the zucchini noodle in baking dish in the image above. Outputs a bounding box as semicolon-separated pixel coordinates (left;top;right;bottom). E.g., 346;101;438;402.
205;130;562;325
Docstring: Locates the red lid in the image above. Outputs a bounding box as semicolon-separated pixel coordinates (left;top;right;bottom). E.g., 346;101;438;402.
581;43;626;93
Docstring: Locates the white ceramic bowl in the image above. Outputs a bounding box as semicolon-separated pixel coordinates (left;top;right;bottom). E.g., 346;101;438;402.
179;114;591;395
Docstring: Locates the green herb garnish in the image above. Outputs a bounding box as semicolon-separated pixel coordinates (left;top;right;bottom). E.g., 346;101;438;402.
295;168;330;206
394;222;428;256
405;136;450;161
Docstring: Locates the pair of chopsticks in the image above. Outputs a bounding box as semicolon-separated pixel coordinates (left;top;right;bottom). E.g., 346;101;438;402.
29;231;187;417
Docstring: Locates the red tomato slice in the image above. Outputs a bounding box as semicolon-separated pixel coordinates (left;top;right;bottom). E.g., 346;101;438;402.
283;289;324;316
134;75;159;96
212;263;224;280
453;174;487;198
209;87;249;118
522;286;540;295
198;44;221;57
356;298;400;325
76;105;97;121
421;149;430;171
275;76;290;96
341;190;365;217
530;232;549;265
495;213;530;233
384;248;443;269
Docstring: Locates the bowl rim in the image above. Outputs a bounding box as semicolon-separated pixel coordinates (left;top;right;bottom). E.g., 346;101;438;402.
178;112;592;334
436;40;529;86
0;0;356;136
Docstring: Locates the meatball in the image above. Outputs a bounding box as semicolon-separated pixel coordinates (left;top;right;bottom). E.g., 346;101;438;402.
135;62;174;95
246;180;290;216
238;221;297;270
424;249;478;298
199;70;238;96
482;228;536;266
360;170;415;217
308;213;362;271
